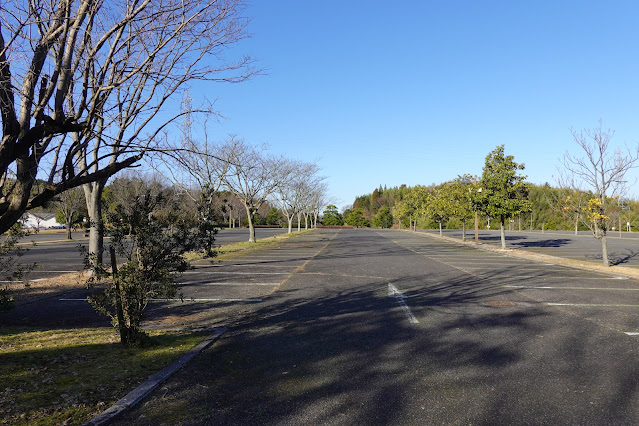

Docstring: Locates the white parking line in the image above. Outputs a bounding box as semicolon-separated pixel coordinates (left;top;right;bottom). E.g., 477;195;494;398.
388;283;419;324
0;278;47;283
624;332;639;336
506;285;639;291
151;298;263;302
235;255;310;258
185;282;280;286
203;264;295;268
59;297;263;303
483;275;628;280
547;303;639;308
458;266;563;270
182;271;289;275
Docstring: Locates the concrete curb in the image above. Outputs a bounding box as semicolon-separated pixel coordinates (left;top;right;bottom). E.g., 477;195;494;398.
85;327;227;425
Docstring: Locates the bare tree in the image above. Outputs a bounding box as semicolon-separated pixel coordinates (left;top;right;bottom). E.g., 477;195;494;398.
298;174;326;230
220;138;298;242
0;0;255;264
310;182;330;228
225;193;244;228
273;162;321;233
560;122;639;266
56;187;84;239
274;181;299;234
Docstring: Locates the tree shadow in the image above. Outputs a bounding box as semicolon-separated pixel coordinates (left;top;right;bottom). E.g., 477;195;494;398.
511;238;572;248
588;249;639;266
113;268;575;425
10;229;639;424
610;250;639;266
479;235;527;242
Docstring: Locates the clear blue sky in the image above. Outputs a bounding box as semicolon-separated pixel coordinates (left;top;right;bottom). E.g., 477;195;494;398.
193;1;639;209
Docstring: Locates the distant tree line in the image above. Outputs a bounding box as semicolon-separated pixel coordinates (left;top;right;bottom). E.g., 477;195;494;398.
349;183;638;233
341;134;639;267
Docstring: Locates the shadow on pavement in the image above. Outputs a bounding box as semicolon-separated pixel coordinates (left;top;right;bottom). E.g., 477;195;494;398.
110;267;637;425
510;238;572;248
588;249;639;266
478;235;527;242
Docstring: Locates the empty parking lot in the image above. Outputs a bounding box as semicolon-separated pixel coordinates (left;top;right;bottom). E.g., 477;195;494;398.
100;228;639;425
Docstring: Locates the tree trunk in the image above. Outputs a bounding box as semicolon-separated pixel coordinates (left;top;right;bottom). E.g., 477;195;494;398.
245;205;256;242
83;180;106;266
601;233;610;266
462;221;466;242
594;221;610;267
287;216;293;234
297;212;301;232
500;216;506;250
574;216;579;235
619;216;622;238
0;156;37;235
304;213;308;230
439;222;442;236
66;222;72;240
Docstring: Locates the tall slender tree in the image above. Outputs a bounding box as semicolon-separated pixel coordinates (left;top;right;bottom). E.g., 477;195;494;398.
479;145;531;249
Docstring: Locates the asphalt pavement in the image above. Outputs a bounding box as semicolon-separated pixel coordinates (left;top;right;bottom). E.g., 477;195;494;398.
7;227;290;282
421;228;639;268
102;228;639;425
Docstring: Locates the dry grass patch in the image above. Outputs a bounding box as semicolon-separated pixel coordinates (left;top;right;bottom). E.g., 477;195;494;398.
7;271;89;305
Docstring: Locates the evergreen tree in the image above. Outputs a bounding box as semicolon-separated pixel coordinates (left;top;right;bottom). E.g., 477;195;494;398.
372;205;393;228
266;207;283;226
478;145;531;249
322;205;344;226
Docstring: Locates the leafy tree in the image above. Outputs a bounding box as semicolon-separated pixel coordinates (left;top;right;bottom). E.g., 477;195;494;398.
372;205;393;228
425;186;452;235
86;192;195;346
344;208;370;228
266;207;283;226
444;176;477;241
392;200;411;229
0;224;34;311
402;185;430;230
479;145;531;249
194;186;219;258
322;205;344;226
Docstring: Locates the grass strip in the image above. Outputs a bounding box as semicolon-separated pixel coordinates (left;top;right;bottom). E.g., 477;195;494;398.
185;229;313;262
0;327;207;425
